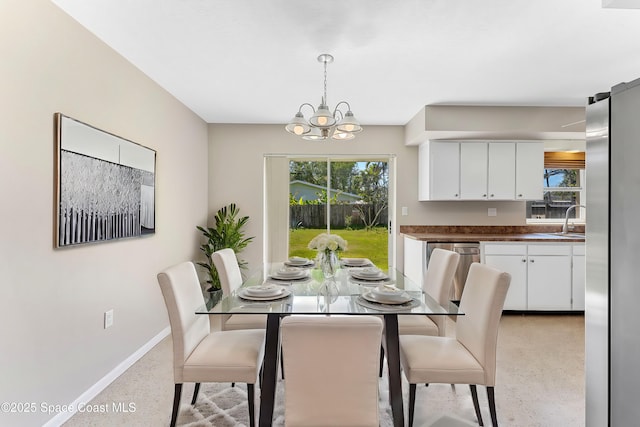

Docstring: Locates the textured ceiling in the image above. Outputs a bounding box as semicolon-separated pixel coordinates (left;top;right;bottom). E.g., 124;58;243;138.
52;0;640;126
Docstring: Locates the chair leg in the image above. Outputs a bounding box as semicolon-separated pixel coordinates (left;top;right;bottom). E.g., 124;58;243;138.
487;386;498;427
470;385;484;426
170;383;182;427
231;382;235;387
379;345;385;377
280;346;285;380
191;383;200;405
409;383;417;427
247;383;255;427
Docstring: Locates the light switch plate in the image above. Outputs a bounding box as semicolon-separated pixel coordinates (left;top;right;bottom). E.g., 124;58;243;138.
401;207;408;216
104;309;114;329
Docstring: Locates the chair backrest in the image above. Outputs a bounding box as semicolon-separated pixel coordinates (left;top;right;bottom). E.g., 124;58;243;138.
424;248;460;335
157;261;210;383
281;315;383;427
456;262;511;386
212;248;243;296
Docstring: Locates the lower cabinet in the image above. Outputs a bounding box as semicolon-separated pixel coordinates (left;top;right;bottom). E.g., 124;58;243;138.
482;242;584;311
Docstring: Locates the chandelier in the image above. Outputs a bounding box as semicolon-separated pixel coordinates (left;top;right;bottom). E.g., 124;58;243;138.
285;54;363;141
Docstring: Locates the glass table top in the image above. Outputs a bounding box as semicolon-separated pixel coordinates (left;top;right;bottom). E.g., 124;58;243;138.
196;262;462;316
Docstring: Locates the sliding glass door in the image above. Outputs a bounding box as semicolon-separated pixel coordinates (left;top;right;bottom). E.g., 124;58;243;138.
287;158;390;270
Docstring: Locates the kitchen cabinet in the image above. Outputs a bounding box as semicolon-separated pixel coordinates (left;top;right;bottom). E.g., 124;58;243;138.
418;140;543;201
572;244;585;311
482;242;574;311
515;142;544;200
419;141;460;200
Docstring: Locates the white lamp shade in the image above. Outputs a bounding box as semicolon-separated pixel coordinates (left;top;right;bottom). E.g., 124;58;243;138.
285;112;311;135
309;104;336;128
331;129;355;141
336;110;362;133
302;127;328;141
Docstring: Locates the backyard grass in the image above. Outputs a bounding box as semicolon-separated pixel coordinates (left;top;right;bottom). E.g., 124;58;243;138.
289;228;389;271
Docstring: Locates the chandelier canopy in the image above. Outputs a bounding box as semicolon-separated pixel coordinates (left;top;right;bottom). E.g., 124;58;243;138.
285;54;363;141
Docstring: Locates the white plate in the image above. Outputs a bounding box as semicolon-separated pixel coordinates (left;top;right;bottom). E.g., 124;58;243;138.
362;290;411;305
243;284;284;297
356;267;383;277
342;258;372;267
238;288;292;301
352;278;395;286
271;268;308;279
350;271;389;281
287;257;310;265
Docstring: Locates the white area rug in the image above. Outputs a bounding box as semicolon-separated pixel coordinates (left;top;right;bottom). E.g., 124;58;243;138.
177;376;396;426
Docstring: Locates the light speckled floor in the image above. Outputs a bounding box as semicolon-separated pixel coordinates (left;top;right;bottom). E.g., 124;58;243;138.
63;314;584;427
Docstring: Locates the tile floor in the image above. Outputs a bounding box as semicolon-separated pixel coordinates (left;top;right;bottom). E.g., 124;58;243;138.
63;314;585;427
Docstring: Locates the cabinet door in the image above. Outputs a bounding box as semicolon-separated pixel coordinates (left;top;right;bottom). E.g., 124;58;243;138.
460;143;488;199
488;143;516;200
484;254;528;310
572;254;585;310
403;237;425;288
527;255;572;310
515;142;543;200
429;142;460;200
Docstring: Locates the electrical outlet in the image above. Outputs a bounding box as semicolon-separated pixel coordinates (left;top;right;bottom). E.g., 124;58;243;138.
488;208;497;217
401;206;408;216
104;309;114;329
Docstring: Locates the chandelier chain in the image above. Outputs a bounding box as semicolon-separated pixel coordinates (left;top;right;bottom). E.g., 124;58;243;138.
323;59;328;105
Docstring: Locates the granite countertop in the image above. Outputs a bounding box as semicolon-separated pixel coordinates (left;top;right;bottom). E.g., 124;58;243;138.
400;225;585;243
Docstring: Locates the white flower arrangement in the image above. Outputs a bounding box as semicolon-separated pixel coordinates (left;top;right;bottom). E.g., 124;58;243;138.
308;233;347;253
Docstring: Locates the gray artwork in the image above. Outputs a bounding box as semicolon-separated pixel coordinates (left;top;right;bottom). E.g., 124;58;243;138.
55;113;156;247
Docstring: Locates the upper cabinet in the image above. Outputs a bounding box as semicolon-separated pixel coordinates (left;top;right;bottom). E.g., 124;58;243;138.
418;140;543;201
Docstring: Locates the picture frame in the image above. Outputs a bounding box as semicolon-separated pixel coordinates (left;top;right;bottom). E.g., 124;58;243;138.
54;113;156;247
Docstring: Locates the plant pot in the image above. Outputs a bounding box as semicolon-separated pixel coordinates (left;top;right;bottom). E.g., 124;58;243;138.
207;288;224;307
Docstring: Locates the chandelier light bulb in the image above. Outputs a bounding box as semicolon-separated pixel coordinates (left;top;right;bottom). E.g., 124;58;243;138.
293;125;305;135
317;116;328;126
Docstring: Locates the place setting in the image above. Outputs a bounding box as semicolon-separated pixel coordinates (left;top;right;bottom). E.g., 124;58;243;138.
356;284;420;311
283;256;315;268
237;283;292;301
267;266;311;283
341;257;373;268
348;266;393;286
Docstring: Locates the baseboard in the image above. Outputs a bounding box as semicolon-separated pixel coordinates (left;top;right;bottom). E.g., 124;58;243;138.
43;326;170;427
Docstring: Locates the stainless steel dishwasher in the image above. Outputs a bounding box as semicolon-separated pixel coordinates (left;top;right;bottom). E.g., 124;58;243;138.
426;242;481;301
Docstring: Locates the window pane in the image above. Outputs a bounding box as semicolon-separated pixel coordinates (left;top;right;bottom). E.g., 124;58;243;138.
543;169;580;188
526;191;580;219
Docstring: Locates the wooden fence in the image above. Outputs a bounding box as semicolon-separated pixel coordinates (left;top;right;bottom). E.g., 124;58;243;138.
290;204;388;229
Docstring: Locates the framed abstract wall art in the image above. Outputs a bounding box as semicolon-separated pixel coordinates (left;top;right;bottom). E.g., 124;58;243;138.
54;113;156;247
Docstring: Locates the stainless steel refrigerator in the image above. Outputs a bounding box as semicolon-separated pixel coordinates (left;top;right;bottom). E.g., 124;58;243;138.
586;77;640;426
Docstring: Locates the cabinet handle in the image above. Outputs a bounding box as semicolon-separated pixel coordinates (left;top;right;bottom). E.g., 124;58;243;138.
490;194;494;197
530;259;535;263
518;194;523;198
483;194;487;197
522;259;526;263
454;194;459;198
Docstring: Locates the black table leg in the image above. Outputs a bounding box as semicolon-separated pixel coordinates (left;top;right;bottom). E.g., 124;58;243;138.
384;314;404;427
258;313;280;427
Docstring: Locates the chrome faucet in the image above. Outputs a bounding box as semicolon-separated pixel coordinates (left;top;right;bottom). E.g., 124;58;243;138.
562;204;586;234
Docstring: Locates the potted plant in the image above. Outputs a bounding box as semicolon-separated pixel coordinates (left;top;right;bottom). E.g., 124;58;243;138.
197;203;254;305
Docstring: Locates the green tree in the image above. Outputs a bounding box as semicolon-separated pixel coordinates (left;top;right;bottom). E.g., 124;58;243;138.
353;162;389;231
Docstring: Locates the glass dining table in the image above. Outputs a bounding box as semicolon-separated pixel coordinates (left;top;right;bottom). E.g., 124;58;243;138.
196;261;462;427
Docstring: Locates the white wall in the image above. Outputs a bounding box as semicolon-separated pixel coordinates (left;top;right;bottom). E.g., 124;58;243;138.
0;1;208;425
208;124;525;271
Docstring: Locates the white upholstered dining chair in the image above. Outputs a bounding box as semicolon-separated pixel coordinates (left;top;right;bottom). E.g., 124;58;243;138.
399;262;511;427
380;248;460;376
212;248;267;330
398;247;460;336
157;261;265;427
280;315;384;427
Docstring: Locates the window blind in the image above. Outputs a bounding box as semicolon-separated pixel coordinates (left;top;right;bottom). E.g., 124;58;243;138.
544;152;585;169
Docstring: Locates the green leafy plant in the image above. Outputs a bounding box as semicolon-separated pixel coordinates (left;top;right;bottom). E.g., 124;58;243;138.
196;203;254;291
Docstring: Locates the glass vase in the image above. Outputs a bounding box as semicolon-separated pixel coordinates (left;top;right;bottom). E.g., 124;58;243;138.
319;250;339;279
